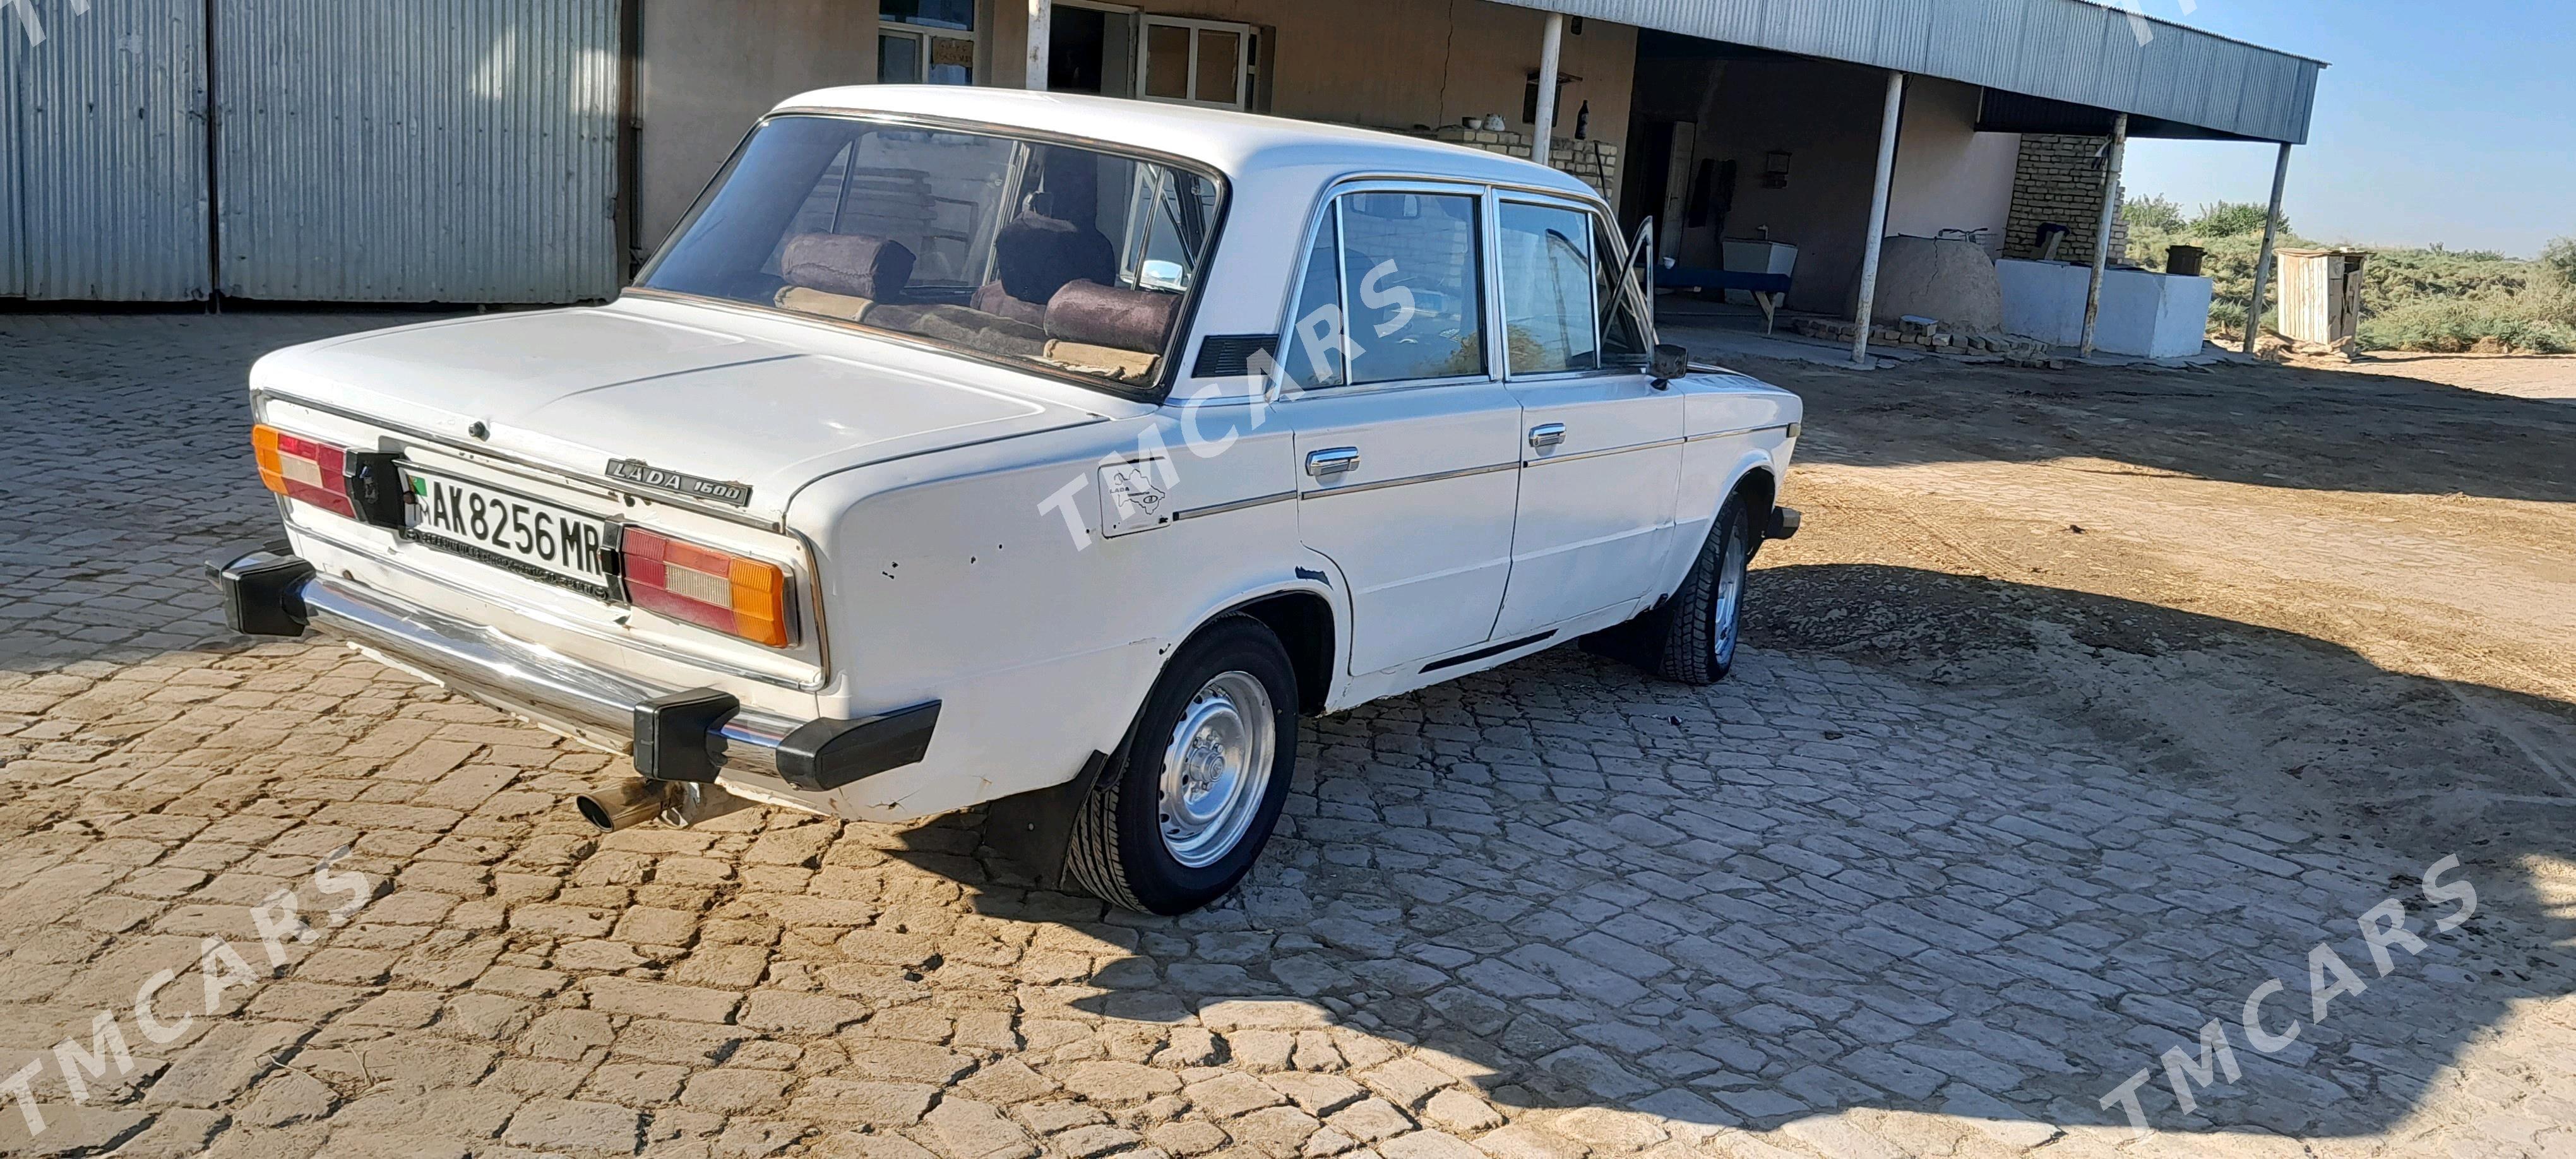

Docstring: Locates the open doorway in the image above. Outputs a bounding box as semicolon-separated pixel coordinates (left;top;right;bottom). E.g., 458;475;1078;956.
1047;2;1137;98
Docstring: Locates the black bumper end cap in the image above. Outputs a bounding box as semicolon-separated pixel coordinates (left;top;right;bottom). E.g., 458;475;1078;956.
777;701;941;792
635;688;739;783
1767;506;1802;540
208;543;314;637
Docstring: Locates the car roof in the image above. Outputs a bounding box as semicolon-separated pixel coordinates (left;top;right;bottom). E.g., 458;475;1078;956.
772;85;1602;203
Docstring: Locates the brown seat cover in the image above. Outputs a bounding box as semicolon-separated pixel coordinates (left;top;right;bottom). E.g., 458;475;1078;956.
780;234;916;300
1045;280;1180;353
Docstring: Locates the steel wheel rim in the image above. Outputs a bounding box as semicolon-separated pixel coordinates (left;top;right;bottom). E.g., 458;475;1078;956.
1158;670;1275;868
1712;525;1749;667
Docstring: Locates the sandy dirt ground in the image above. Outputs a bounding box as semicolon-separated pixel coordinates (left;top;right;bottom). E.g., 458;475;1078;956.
2282;352;2576;403
1715;343;2576;910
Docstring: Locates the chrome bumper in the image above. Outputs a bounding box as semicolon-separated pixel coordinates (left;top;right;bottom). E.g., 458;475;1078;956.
208;546;936;792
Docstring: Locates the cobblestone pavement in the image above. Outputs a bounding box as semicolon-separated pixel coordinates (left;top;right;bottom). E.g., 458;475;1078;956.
2;315;2572;1159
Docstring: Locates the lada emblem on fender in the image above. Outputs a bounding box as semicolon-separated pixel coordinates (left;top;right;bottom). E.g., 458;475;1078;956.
605;458;753;508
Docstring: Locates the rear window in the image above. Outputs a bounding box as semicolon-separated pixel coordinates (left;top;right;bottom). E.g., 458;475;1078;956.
640;115;1222;391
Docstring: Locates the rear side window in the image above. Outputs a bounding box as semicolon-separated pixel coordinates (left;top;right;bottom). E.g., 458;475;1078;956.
1280;190;1486;389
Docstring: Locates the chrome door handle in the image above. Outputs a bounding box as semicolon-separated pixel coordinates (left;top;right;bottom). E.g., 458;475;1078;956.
1305;448;1361;477
1528;423;1567;450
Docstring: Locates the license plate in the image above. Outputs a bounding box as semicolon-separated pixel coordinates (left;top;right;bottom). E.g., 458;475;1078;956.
402;466;617;598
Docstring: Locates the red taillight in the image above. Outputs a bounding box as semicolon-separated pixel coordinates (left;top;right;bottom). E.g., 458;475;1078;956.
620;528;790;648
252;424;356;518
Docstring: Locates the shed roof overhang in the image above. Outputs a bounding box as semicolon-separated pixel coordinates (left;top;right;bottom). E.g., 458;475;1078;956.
1493;0;2325;144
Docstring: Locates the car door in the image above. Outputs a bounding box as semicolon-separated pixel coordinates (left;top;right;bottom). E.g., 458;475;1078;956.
1275;184;1525;676
1489;198;1685;640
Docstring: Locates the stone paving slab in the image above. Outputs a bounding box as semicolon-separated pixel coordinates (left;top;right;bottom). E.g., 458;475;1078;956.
1;314;2572;1159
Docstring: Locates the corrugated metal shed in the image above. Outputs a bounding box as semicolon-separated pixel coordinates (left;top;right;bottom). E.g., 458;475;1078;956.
212;0;623;302
1;30;23;299
1496;0;2323;143
6;0;213;300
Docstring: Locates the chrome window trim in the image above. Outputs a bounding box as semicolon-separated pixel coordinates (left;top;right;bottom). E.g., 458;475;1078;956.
1268;371;1494;405
1491;193;1621;382
1267;175;1507;401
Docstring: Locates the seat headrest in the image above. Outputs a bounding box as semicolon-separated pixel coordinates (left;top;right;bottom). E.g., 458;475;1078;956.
1045;280;1179;354
779;234;915;300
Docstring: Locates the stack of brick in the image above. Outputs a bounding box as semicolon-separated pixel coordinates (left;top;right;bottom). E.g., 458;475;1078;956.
1792;316;2068;367
1422;126;1622;200
2002;134;2130;264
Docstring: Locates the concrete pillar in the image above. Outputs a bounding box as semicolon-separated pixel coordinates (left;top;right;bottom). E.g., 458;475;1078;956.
1850;70;1906;367
2080;112;2130;359
2244;142;2294;354
1530;13;1565;164
1026;0;1050;91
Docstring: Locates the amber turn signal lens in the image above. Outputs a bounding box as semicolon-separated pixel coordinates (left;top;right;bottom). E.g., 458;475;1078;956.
251;424;357;518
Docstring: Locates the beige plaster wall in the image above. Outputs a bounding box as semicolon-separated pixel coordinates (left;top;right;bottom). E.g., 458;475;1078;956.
636;0;880;251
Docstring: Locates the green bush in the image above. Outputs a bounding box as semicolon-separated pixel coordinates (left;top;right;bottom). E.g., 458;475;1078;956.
2124;197;2576;353
2543;237;2576;287
2126;195;2187;234
2186;201;2282;237
2358;292;2576;355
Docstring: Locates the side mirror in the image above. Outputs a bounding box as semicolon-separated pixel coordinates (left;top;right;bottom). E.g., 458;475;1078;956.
1138;259;1189;293
1650;343;1690;383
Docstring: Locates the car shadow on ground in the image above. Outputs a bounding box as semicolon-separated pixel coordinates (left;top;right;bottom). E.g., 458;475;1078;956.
1747;354;2576;506
860;566;2575;1148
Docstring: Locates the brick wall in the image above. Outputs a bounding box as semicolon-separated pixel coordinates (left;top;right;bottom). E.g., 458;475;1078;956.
2003;133;2129;263
1424;126;1623;201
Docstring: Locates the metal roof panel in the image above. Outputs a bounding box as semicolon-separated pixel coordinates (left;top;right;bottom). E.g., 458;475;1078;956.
1493;0;2321;142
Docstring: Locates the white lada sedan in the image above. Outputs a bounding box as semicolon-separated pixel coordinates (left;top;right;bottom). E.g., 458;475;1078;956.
213;86;1802;914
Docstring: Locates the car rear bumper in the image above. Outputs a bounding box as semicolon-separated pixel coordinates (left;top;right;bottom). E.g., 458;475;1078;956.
207;544;936;794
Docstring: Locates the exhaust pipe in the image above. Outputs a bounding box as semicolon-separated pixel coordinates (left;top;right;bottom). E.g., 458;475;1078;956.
576;778;757;832
576;778;669;831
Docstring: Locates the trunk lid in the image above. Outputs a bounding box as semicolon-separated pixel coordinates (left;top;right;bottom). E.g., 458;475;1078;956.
251;298;1120;523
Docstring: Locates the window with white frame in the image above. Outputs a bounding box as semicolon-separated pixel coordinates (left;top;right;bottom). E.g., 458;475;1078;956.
1136;15;1253;109
881;0;977;85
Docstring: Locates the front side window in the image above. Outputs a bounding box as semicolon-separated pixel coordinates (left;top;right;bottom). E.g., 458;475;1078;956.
1498;202;1600;374
640;116;1220;391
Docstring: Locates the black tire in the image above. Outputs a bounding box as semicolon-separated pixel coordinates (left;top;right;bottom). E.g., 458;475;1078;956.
1647;493;1756;685
1066;616;1299;915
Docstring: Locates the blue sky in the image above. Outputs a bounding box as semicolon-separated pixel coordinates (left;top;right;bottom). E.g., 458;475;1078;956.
2118;0;2574;258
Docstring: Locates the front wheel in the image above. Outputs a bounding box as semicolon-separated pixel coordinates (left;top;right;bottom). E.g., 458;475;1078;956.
1649;494;1756;685
1066;616;1298;914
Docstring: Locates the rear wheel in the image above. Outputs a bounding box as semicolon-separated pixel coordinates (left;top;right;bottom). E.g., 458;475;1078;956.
1066;617;1298;914
1648;493;1755;685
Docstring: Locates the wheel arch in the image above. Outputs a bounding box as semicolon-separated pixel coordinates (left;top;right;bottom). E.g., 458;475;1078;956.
1730;463;1779;528
1202;587;1338;716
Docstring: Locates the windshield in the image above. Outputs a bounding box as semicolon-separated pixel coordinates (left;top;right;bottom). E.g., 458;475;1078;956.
640;115;1221;390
